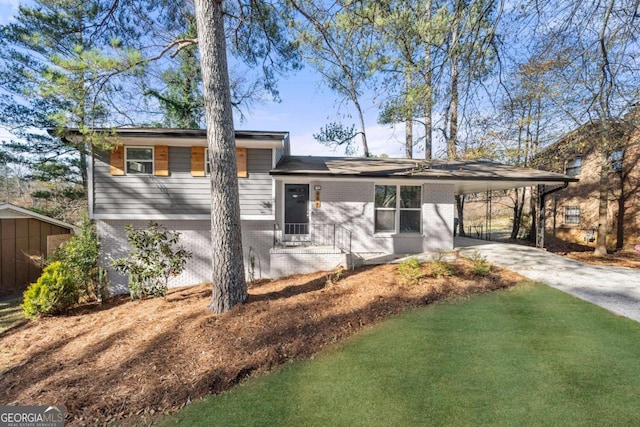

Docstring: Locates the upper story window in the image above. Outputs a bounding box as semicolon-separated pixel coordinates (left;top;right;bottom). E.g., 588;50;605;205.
611;150;623;171
374;185;422;234
205;148;211;175
126;147;154;174
564;206;580;225
565;156;582;177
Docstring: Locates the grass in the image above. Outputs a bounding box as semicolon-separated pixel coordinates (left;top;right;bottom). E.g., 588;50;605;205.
0;298;24;334
160;282;640;426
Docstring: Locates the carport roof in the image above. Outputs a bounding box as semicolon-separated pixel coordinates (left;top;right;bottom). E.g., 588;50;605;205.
271;156;578;195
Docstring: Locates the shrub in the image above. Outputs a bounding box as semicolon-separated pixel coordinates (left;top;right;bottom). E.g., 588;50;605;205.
50;219;104;301
22;261;78;319
428;251;456;278
467;251;491;276
112;222;192;299
397;257;423;286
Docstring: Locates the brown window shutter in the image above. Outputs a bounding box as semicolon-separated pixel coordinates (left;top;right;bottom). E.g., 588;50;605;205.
110;146;125;176
154;146;169;176
236;148;247;178
191;147;205;177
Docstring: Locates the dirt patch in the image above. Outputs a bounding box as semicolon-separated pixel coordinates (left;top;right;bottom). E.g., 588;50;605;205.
561;250;640;269
496;236;640;269
542;237;640;269
0;261;523;426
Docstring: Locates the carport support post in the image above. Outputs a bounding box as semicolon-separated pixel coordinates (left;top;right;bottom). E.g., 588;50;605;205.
536;185;546;249
536;182;570;249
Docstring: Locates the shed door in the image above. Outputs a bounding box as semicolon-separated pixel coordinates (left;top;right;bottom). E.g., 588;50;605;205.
284;184;309;235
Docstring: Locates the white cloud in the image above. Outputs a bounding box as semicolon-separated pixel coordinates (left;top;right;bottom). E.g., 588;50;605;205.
0;127;16;142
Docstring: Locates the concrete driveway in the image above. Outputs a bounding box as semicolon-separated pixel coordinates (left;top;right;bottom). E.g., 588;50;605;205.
454;237;640;322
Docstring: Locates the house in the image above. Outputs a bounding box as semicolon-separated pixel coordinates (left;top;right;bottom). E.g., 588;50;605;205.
0;203;76;298
61;128;576;294
534;120;640;249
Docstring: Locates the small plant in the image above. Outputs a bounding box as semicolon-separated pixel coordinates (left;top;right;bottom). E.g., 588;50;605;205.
112;222;192;299
325;266;345;287
428;251;456;278
22;261;78;318
397;257;423;286
50;219;102;301
247;247;261;283
467;251;491;276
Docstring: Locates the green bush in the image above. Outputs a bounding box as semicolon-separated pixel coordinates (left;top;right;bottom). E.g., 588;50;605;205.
467;251;491;276
22;261;78;319
50;219;103;301
428;251;456;278
112;222;192;299
397;257;424;286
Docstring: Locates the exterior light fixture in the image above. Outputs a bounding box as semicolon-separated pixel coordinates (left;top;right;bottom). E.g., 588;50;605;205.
314;184;322;191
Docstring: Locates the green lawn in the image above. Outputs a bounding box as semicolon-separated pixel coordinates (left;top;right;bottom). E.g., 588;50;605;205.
160;282;640;426
0;298;24;334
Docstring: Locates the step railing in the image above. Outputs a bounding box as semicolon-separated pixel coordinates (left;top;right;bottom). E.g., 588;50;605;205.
273;223;352;253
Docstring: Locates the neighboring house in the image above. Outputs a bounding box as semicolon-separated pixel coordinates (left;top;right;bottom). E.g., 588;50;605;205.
534;121;640;249
0;203;76;298
61;128;575;294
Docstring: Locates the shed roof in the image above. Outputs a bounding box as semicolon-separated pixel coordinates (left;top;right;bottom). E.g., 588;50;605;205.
271;156;578;195
0;203;77;232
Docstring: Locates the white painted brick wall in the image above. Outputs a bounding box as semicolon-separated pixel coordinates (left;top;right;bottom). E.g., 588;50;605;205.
270;251;350;278
98;219;274;294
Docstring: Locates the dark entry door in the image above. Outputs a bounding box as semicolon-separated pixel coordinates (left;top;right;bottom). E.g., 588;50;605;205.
284;184;309;234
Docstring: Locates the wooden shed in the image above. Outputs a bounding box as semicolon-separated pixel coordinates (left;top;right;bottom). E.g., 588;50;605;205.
0;203;76;298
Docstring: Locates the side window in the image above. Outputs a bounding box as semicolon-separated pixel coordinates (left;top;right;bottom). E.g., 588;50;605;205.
374;185;421;233
565;157;582;177
374;185;396;233
611;150;623;171
126;147;154;175
564;206;580;225
399;186;421;233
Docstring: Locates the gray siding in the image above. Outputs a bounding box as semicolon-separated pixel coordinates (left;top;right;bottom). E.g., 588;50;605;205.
93;147;273;217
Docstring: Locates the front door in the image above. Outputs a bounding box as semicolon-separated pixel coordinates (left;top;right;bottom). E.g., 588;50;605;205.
284;184;309;235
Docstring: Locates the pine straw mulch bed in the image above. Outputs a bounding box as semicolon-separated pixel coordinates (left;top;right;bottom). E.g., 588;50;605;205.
497;237;640;270
0;261;524;426
543;237;640;269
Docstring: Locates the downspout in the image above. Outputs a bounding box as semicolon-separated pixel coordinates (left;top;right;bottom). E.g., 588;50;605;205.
536;182;569;249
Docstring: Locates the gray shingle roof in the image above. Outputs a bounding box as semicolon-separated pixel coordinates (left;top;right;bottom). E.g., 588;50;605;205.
272;156;577;194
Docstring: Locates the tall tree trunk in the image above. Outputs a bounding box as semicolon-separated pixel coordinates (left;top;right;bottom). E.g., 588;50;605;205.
447;0;462;160
455;195;466;237
593;0;615;257
423;0;433;161
405;72;413;158
616;179;625;250
405;117;413;158
354;98;370;157
594;148;610;256
194;0;247;313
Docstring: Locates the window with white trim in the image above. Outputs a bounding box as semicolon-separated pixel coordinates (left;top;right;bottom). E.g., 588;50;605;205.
205;148;211;175
565;156;582;176
611;150;623;171
564;206;580;225
374;185;422;233
126;147;153;174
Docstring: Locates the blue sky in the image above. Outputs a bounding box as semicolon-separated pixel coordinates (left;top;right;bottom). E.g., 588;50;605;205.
0;1;413;158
